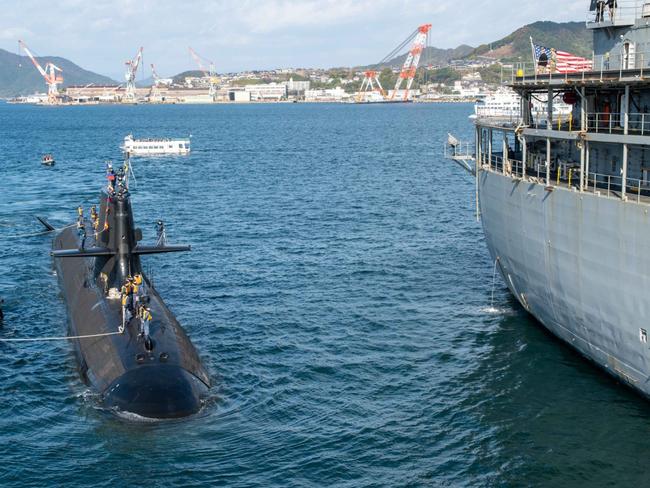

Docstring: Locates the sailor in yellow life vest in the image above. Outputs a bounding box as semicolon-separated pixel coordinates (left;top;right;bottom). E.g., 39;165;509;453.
132;274;143;308
120;282;129;329
138;299;152;338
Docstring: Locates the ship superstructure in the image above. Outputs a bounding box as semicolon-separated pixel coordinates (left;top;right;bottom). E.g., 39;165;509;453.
447;0;650;397
471;88;572;122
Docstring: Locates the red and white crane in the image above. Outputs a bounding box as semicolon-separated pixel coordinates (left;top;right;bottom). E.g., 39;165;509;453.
18;40;63;104
356;70;386;102
390;24;432;101
124;47;143;101
188;47;217;99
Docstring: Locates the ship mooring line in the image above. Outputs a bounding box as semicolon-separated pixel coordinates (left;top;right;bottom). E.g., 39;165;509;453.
0;330;123;342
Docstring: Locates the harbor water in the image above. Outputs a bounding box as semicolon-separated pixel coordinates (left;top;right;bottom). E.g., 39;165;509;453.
1;102;650;487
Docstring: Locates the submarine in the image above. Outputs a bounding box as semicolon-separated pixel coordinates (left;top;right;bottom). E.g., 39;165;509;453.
50;160;210;419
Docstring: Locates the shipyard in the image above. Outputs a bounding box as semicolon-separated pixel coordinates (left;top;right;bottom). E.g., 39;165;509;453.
3;1;650;487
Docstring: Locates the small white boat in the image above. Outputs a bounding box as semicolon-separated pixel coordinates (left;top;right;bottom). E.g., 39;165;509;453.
121;134;191;156
41;154;55;166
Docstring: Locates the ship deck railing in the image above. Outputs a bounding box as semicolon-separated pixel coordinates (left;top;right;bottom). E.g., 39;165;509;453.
482;152;650;204
476;112;650;136
443;140;476;175
501;51;650;88
585;0;641;28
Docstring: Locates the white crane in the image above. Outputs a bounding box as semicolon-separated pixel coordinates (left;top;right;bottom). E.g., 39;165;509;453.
124;47;143;102
149;63;162;102
188;47;218;99
18;40;63;104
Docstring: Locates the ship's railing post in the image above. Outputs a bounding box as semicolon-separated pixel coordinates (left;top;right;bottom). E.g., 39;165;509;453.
522;136;527;180
609;113;613;133
593;173;597;193
546;137;551;186
600;56;604;82
622;85;630;200
641;52;645;78
641;114;645;135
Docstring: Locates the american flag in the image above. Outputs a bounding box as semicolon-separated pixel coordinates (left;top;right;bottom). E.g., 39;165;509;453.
533;42;592;73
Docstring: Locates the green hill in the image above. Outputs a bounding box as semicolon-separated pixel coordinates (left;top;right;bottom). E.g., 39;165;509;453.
171;70;205;85
469;21;591;62
0;48;117;97
365;44;474;70
372;21;590;70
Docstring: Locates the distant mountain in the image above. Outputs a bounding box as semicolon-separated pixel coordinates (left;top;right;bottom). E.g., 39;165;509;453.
468;21;591;62
366;44;474;70
0;48;117;97
135;76;155;88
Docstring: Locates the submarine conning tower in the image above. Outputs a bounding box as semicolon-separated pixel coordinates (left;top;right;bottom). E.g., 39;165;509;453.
50;158;210;419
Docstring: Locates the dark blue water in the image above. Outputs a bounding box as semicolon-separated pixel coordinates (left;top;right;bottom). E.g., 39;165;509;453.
1;102;650;487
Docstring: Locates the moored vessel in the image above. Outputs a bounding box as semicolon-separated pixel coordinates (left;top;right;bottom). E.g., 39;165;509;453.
51;159;209;418
470;87;572;122
446;0;650;397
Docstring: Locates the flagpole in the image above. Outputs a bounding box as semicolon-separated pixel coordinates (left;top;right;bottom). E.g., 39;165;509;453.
530;36;538;79
530;37;536;67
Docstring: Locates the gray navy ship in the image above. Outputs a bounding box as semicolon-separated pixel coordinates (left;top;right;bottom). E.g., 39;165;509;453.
447;1;650;397
51;160;210;419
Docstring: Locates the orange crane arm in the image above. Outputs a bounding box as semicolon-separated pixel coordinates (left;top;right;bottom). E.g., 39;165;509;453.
19;40;48;79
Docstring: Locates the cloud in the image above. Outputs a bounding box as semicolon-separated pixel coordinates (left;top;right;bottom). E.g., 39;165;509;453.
0;27;33;41
0;0;591;76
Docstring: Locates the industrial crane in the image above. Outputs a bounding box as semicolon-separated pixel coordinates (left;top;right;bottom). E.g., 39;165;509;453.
124;47;143;102
149;63;162;102
18;40;63;104
356;70;386;102
188;47;218;99
390;24;431;101
357;23;432;103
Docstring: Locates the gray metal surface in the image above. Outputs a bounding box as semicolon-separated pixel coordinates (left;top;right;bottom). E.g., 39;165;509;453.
479;168;650;393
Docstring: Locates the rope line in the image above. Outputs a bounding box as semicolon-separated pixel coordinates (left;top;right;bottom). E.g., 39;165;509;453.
0;330;123;342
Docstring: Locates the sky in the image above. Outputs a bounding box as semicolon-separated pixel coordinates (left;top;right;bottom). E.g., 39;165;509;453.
0;0;587;80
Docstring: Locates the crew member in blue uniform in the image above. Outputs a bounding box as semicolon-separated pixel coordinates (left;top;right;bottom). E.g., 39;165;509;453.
77;221;86;250
156;220;166;246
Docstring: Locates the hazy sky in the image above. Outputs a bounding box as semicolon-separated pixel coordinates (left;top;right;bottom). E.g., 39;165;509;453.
0;0;587;79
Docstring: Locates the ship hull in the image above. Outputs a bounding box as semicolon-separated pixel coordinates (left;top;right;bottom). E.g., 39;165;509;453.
479;170;650;394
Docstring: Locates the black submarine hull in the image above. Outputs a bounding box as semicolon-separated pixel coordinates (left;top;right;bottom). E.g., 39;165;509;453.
53;190;210;419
